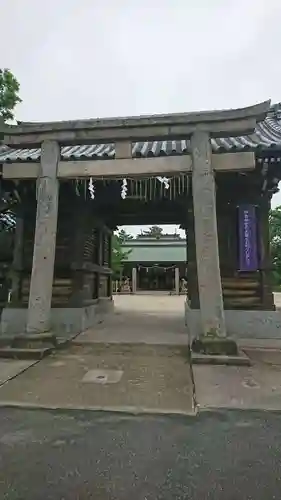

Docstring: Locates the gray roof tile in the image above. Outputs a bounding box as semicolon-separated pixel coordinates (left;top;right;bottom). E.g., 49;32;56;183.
1;104;281;163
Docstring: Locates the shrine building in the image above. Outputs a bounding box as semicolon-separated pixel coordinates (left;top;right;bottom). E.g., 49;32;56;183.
120;234;187;294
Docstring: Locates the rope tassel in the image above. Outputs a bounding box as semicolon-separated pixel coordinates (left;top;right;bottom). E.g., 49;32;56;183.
121;178;128;199
88;177;95;199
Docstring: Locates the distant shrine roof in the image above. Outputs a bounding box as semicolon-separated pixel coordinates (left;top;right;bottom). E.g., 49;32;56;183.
1;103;281;162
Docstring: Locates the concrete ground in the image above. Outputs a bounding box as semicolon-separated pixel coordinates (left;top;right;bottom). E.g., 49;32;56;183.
1;295;281;497
0;408;281;499
0;359;37;386
0;343;194;414
0;295;194;414
1;293;281;414
190;293;281;411
76;293;281;348
194;348;281;411
76;294;188;345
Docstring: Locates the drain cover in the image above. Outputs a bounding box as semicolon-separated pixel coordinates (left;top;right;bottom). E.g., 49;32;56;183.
242;378;260;389
82;369;123;384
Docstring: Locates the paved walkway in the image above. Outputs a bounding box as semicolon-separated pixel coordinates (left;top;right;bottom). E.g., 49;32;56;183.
194;348;281;411
1;294;281;415
0;344;194;414
75;294;188;345
0;295;194;415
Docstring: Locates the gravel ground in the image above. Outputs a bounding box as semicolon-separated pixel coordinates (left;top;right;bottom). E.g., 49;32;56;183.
0;408;281;499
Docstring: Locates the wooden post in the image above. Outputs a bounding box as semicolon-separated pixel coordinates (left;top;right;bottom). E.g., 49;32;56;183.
10;211;24;305
186;209;199;308
260;196;275;310
98;228;104;298
108;233;113;298
69;203;87;306
191;131;226;337
26;140;60;333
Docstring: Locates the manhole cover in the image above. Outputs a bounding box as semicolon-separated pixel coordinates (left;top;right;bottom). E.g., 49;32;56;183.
242;378;260;389
82;370;123;384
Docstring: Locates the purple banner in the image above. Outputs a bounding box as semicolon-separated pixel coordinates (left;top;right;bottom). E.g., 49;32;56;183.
238;205;258;272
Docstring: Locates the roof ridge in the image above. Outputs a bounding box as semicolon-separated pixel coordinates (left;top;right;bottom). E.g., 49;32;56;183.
268;103;281;117
1;104;281;160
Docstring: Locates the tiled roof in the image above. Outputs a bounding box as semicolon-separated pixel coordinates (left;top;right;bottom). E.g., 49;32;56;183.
1;104;281;163
0;212;16;230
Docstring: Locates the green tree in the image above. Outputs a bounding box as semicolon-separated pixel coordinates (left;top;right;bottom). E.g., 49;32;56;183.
0;69;21;236
0;68;21;244
0;71;22;305
143;225;163;238
117;228;134;243
269;206;281;285
111;233;132;276
0;68;22;122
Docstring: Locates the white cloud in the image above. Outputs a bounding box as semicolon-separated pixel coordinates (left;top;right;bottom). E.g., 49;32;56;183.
1;0;281;226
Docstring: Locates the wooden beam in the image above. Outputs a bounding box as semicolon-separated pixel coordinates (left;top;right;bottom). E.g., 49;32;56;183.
2;101;270;147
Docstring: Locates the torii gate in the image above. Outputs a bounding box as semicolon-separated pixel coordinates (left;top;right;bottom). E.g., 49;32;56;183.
0;100;270;339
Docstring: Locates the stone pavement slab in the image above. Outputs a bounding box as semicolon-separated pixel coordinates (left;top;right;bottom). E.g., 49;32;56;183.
238;338;281;349
0;344;194;415
75;294;188;345
0;360;37;386
193;348;281;411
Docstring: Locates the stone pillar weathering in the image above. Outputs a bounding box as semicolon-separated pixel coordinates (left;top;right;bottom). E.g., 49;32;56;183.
191;131;226;337
26;140;60;333
132;267;137;294
175;266;180;295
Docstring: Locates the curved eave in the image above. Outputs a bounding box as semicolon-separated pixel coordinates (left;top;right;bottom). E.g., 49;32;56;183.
0;103;281;163
6;100;270;135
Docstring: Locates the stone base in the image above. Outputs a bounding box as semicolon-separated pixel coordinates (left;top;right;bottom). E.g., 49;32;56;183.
191;352;251;366
185;305;281;341
192;337;238;356
0;299;114;339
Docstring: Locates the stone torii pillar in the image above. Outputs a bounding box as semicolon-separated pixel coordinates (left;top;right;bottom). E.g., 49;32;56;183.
191;131;226;337
26;140;60;333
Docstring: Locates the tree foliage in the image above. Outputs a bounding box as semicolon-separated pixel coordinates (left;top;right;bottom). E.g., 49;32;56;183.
269;206;281;284
0;68;22;122
0;69;21;264
142;225;163;238
111;230;133;275
117;229;134;243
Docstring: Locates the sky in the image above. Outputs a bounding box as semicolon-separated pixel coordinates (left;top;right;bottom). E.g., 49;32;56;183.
1;0;281;237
